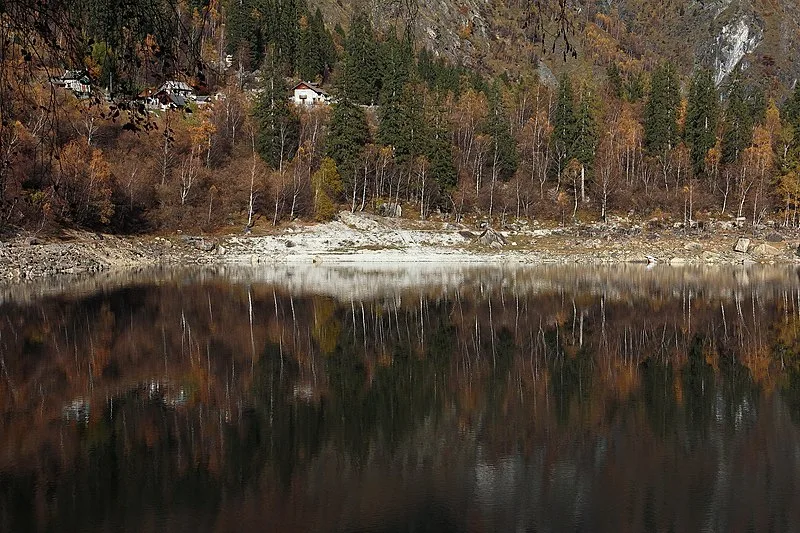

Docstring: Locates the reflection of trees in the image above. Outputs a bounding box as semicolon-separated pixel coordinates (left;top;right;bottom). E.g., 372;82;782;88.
2;273;800;530
641;357;677;439
682;336;716;441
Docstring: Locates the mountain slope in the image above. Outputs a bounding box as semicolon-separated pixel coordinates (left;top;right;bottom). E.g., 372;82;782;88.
307;0;800;91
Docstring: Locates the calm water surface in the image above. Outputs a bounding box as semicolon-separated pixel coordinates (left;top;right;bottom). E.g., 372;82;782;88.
2;264;800;532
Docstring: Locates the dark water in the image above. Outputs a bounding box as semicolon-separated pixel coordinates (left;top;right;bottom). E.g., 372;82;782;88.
3;264;800;532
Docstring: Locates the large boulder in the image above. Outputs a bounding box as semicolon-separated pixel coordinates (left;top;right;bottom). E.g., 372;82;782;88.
751;243;781;257
478;228;507;247
734;238;750;253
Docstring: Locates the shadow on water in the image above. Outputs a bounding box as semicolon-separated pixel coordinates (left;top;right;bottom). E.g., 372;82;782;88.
3;264;800;531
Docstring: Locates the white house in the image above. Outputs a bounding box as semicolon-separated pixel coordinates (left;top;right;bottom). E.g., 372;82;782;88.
141;80;198;110
53;70;91;98
291;81;331;106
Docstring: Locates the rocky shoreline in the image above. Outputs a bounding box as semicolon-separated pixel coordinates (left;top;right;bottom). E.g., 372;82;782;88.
2;213;799;283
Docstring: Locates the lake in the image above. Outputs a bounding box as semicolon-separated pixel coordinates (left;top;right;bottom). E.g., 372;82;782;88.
2;264;800;532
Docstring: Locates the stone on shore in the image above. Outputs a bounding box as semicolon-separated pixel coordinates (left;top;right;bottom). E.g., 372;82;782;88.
478;228;507;247
734;238;750;253
751;243;780;257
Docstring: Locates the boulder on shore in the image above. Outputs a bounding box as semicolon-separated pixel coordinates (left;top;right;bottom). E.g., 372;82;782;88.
751;243;780;257
478;228;507;247
734;238;750;253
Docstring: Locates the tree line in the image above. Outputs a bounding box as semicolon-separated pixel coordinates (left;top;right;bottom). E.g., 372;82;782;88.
3;3;800;234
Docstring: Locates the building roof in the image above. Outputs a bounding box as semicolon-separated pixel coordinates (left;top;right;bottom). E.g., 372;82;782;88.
61;69;89;81
157;81;194;94
292;81;329;97
170;94;187;107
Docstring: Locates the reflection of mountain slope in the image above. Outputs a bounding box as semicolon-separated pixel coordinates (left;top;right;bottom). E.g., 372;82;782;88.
1;265;800;530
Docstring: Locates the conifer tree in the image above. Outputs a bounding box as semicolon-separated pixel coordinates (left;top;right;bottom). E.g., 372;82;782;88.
573;92;597;171
722;76;754;164
685;69;719;175
784;83;800;130
606;64;623;100
428;132;457;191
378;32;414;105
326;98;370;178
644;63;680;155
485;95;518;181
225;0;264;66
254;63;300;169
296;8;336;81
339;12;380;105
552;74;577;174
378;82;426;162
625;71;645;102
274;0;299;74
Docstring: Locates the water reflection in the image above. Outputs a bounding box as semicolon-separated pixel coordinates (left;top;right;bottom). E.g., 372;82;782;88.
2;264;800;532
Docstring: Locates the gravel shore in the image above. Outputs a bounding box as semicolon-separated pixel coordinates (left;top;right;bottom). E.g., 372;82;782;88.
2;212;799;283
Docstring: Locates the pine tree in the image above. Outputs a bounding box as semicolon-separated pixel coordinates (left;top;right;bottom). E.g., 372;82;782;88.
552;74;577;174
784;83;800;130
606;63;623;100
274;0;299;74
296;8;336;81
254;65;299;169
721;76;754;164
625;71;645;102
326;98;370;178
296;13;317;81
225;0;264;66
428;132;457;191
685;69;719;175
378;81;427;162
378;32;414;105
485;95;518;181
312;8;336;79
644;63;680;155
339;12;380;105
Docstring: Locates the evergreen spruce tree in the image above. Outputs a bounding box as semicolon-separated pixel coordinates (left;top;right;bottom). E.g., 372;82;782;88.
296;12;317;81
428;131;457;191
573;92;597;171
784;83;800;130
606;63;623;99
274;0;299;74
225;0;264;66
254;63;300;169
326;98;370;179
297;8;336;81
378;82;426;162
552;73;577;174
339;12;380;105
721;76;754;164
625;71;645;102
378;32;414;105
685;69;719;175
417;48;436;87
485;96;518;181
644;63;681;156
312;8;336;79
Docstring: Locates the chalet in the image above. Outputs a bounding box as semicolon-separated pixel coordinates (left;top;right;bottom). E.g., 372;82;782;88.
53;70;91;98
142;80;197;110
291;81;331;106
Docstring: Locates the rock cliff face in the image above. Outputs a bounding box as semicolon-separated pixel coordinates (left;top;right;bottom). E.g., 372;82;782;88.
309;0;799;89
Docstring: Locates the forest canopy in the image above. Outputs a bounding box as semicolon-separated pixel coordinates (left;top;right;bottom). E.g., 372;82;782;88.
2;0;800;234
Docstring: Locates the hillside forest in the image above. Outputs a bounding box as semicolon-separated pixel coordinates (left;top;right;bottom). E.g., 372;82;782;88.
4;0;800;234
